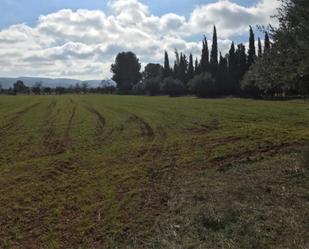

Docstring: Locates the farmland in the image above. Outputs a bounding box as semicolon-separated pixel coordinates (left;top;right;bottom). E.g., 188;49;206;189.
0;95;308;248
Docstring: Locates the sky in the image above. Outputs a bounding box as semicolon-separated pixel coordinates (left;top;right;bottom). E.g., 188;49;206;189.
0;0;279;80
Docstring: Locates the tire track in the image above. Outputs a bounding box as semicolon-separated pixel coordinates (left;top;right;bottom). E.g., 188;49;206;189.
40;101;76;156
211;142;306;171
39;102;78;181
0;102;41;138
40;99;64;156
83;104;119;147
85;106;106;131
63;106;76;148
126;114;155;138
41;159;76;181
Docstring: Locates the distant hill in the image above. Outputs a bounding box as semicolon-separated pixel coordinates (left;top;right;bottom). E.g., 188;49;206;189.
0;77;115;89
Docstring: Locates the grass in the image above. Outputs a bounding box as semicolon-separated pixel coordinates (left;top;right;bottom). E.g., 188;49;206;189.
0;95;308;248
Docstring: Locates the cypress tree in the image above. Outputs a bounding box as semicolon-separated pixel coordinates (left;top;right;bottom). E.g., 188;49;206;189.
247;26;256;68
228;42;236;71
179;53;188;84
219;53;226;70
175;49;180;64
187;54;195;81
200;36;209;72
227;42;237;95
217;53;228;95
195;57;200;75
258;38;263;58
174;52;188;84
235;43;247;90
210;26;218;67
173;50;180;79
163;51;171;78
264;32;271;54
173;61;178;78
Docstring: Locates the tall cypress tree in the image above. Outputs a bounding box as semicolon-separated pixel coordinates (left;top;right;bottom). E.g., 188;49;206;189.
210;26;218;67
235;43;247;89
228;42;236;70
217;53;228;95
180;53;188;84
173;49;180;79
163;51;171;78
173;61;178;79
228;42;237;94
247;26;256;68
258;38;262;58
187;54;194;81
200;36;209;72
264;32;271;54
174;52;188;84
195;57;200;75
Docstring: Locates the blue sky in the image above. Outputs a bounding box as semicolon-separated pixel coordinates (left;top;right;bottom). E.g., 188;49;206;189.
0;0;259;29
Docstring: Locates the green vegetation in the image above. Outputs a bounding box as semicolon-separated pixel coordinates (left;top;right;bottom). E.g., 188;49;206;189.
0;95;309;248
243;0;309;96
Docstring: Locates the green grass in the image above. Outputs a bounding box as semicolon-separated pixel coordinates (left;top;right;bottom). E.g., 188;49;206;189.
0;95;308;248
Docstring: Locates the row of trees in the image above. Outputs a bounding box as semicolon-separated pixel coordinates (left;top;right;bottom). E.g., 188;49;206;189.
0;80;116;95
112;0;308;98
111;26;272;97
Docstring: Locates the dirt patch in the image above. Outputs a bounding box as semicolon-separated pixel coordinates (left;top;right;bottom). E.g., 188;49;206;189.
185;120;220;134
53;159;75;175
210;136;246;146
40;158;76;182
211;142;305;171
157;126;167;140
42;134;67;156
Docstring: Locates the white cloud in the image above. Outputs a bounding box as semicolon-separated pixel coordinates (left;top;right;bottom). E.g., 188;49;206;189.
0;0;279;79
187;0;279;38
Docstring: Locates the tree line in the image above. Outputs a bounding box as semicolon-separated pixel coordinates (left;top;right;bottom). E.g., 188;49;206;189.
0;81;116;95
111;26;272;97
112;0;308;98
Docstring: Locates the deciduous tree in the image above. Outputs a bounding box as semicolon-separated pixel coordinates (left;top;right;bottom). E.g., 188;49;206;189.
111;52;142;92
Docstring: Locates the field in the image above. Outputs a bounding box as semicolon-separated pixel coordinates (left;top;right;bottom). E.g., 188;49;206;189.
0;95;308;249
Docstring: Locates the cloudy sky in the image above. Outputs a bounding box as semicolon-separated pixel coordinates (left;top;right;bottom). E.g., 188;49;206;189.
0;0;279;80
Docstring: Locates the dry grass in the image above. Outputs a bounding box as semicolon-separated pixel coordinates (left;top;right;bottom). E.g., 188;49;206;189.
302;146;309;170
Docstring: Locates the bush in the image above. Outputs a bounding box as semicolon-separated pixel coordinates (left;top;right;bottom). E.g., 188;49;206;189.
144;77;161;96
188;73;215;98
241;70;261;98
161;77;186;97
132;82;146;95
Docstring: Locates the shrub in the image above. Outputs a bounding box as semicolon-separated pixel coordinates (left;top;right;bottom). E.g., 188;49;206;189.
132;82;146;95
161;77;186;97
188;73;215;98
241;70;261;97
144;77;161;96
